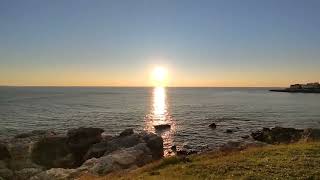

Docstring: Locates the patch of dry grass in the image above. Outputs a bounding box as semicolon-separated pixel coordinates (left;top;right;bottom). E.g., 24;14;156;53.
80;142;320;180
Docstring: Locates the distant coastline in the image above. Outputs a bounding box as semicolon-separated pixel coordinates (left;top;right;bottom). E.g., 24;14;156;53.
270;82;320;93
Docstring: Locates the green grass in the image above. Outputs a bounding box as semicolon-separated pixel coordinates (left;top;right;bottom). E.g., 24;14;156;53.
81;142;320;180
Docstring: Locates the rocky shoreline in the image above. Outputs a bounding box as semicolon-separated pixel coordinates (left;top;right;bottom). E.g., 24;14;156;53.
1;126;320;180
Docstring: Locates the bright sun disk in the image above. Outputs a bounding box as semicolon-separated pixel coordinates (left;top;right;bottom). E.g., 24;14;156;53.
152;67;168;85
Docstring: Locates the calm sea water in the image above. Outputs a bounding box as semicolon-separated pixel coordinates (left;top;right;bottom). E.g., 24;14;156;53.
1;87;320;153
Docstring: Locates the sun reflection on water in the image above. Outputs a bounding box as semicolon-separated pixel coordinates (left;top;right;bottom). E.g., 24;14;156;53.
145;86;175;156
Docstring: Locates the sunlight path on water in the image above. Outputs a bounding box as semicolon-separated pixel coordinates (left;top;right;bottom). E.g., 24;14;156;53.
145;86;175;156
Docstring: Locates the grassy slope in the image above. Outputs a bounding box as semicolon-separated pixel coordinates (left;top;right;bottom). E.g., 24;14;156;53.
81;142;320;180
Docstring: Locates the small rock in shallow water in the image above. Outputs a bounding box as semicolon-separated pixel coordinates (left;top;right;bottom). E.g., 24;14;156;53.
154;124;171;131
209;123;217;129
225;129;234;133
171;145;177;151
241;135;250;139
119;128;134;137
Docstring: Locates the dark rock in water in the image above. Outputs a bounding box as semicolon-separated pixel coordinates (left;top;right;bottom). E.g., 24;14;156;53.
171;145;177;151
119;128;134;137
0;143;10;160
154;124;171;131
241;135;250;139
176;149;197;156
209;123;217;129
14;130;56;139
67;127;104;165
225;129;234;133
251;127;304;144
302;128;320;141
31;136;76;168
141;132;164;159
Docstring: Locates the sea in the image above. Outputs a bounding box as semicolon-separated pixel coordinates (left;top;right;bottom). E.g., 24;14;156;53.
1;86;320;154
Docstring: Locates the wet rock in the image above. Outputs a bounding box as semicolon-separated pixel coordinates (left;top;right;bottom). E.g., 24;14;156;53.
67;127;104;165
176;149;197;156
154;124;171;131
225;129;234;133
119;128;134;137
0;144;10;160
31;136;75;168
251;127;304;144
241;135;250;139
209;123;217;129
171;145;177;151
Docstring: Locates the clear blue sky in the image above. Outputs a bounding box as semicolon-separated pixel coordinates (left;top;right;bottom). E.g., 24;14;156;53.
1;0;319;86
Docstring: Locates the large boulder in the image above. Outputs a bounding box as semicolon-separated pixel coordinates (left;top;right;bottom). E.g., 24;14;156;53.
84;131;164;161
82;143;153;176
67;127;104;165
31;136;76;168
84;133;143;161
251;127;304;144
140;132;164;159
6;131;53;171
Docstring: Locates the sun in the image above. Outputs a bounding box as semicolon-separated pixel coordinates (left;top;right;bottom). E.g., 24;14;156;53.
151;66;168;86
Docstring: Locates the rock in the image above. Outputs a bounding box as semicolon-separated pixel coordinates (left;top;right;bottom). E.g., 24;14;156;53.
176;149;197;156
83;143;153;176
141;132;164;159
6;131;49;171
225;129;234;133
31;136;76;168
154;124;171;131
85;131;164;161
209;123;217;129
67;127;104;165
0;168;13;180
251;127;304;144
171;145;177;151
302;128;320;141
84;141;109;160
241;135;250;139
30;168;79;180
84;133;144;161
15;168;43;180
0;144;10;160
119;128;134;137
220;141;267;151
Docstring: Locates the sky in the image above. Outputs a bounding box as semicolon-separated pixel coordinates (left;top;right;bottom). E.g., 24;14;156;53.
0;0;319;87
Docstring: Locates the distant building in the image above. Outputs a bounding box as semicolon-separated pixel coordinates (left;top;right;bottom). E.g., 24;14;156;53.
290;84;302;89
290;82;320;89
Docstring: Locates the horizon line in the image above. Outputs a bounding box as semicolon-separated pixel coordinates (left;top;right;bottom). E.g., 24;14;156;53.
0;85;285;88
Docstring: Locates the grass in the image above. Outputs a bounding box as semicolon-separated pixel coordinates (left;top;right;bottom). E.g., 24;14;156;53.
80;142;320;180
